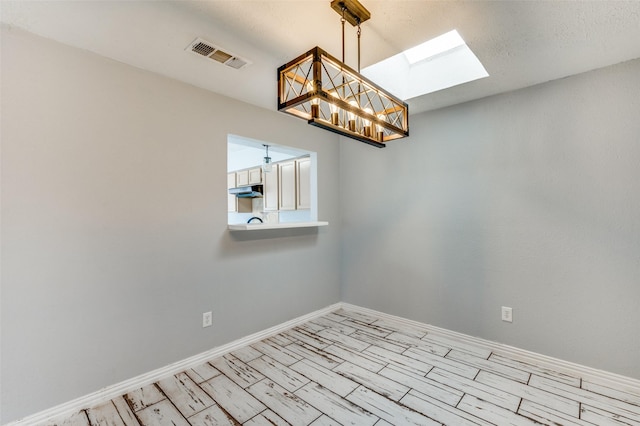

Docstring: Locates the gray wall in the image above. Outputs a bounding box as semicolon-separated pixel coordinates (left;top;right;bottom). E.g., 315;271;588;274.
341;58;640;379
3;22;640;424
0;27;341;422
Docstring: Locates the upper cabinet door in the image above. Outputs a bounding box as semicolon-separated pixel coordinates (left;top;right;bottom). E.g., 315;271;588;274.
227;172;236;189
227;173;237;212
263;164;279;211
248;167;262;185
236;170;249;187
296;157;311;210
278;160;296;211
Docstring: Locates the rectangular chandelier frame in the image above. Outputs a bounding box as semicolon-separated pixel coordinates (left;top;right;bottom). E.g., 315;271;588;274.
278;46;409;148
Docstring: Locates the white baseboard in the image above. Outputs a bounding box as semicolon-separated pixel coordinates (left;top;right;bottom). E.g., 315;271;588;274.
9;301;640;426
7;303;342;426
339;302;640;393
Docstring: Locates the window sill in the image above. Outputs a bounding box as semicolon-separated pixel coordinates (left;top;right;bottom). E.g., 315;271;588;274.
227;221;329;231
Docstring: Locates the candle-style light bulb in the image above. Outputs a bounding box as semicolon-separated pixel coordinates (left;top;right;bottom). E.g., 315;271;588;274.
347;100;358;132
307;82;319;118
363;108;373;137
376;113;386;142
329;92;340;125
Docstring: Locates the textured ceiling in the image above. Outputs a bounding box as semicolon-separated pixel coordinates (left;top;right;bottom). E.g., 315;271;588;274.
2;1;640;115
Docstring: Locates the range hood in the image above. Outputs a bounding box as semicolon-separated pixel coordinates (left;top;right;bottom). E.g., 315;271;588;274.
229;185;263;198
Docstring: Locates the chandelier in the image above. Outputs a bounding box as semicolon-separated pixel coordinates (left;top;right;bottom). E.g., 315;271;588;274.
277;0;409;148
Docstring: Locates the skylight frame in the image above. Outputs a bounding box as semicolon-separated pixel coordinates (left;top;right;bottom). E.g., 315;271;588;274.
362;29;489;102
403;30;466;65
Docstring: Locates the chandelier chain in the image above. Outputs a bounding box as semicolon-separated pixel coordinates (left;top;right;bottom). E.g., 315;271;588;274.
357;21;361;73
341;7;346;63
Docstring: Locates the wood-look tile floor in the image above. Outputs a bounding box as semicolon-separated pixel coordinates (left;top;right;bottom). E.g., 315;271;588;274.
46;309;640;426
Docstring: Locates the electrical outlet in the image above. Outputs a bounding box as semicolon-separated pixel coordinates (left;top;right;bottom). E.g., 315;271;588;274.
501;306;513;323
202;311;213;328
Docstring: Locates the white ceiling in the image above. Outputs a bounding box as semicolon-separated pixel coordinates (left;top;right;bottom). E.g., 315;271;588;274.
2;1;640;115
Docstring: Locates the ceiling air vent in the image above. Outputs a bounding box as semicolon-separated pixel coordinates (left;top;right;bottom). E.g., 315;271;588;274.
186;38;251;70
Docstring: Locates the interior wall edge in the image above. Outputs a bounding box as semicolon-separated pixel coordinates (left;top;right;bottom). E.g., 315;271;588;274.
339;56;640;380
1;26;343;423
4;303;343;426
7;302;640;426
341;303;640;392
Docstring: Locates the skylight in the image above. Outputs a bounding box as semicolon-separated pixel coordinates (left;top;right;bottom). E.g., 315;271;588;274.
362;30;488;101
403;30;465;65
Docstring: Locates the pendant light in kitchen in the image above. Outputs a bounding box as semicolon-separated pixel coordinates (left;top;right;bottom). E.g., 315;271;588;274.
262;144;272;173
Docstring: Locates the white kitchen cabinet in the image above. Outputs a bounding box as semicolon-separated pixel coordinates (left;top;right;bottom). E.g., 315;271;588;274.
296;157;311;210
263;163;279;211
248;167;262;185
278;160;296;211
228;172;251;213
236;169;249;187
229;155;309;214
227;172;237;212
